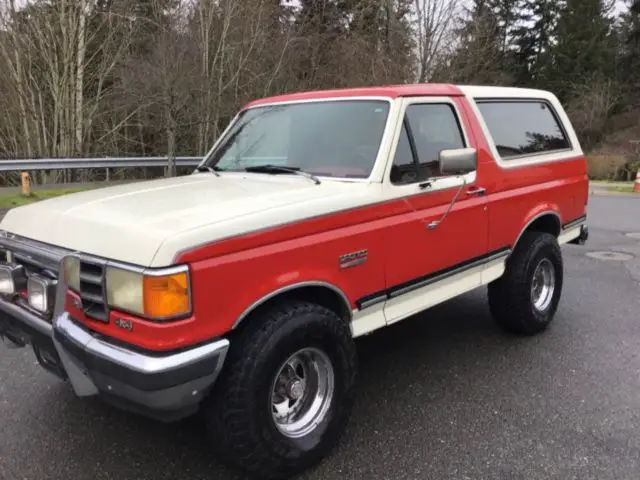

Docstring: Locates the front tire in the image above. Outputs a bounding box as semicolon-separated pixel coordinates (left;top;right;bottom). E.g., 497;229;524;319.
488;231;564;335
205;301;357;479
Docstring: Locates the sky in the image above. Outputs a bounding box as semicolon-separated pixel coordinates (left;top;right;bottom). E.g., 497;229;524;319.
614;0;629;15
5;0;634;22
452;0;629;17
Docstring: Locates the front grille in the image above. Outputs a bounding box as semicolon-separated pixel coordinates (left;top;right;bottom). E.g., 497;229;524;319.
12;252;58;280
79;260;108;322
0;233;111;324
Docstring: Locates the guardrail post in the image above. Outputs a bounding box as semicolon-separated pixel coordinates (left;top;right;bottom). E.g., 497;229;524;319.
20;172;32;196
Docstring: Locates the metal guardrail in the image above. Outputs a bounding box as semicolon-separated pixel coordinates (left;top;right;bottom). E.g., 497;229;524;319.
0;157;203;172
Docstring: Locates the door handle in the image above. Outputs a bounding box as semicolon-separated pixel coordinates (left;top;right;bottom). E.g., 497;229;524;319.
466;186;486;196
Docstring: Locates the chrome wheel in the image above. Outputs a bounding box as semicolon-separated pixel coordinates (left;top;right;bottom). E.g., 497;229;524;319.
531;258;555;311
270;347;335;439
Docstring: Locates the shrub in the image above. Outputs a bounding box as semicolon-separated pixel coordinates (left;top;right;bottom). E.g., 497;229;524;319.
586;155;629;180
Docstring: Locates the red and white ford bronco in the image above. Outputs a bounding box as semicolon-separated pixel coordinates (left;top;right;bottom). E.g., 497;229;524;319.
0;84;588;478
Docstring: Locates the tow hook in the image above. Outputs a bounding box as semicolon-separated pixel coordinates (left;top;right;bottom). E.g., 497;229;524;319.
0;323;27;349
33;343;67;379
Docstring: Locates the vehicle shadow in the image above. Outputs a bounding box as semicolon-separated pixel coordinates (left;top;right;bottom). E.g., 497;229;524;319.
20;288;548;480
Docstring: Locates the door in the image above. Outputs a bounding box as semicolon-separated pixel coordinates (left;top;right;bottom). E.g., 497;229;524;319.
382;97;491;324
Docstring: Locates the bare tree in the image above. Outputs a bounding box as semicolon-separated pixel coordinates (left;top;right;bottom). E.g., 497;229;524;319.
120;1;198;177
191;0;293;155
0;0;135;182
413;0;459;82
567;74;622;151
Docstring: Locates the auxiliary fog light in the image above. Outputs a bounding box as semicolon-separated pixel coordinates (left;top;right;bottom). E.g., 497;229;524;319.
0;264;27;294
27;275;58;313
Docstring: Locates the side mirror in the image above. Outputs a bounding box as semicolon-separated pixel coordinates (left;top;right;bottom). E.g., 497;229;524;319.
439;148;477;176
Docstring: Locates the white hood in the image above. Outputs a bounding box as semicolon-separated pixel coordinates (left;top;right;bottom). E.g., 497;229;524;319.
0;173;378;267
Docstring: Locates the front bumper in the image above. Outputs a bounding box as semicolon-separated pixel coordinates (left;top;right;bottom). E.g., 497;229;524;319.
1;298;229;422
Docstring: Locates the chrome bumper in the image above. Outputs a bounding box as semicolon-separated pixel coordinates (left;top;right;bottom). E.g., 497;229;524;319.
0;232;230;421
1;298;229;422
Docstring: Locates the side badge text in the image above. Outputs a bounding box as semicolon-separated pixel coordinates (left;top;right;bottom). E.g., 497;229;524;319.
115;318;133;331
338;249;368;269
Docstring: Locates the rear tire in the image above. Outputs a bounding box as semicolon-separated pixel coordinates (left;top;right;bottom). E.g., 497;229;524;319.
488;231;563;335
204;301;357;479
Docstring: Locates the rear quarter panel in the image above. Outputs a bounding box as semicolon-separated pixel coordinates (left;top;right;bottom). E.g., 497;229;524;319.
457;93;589;252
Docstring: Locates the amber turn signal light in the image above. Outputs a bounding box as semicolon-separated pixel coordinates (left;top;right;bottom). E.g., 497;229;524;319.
143;271;190;319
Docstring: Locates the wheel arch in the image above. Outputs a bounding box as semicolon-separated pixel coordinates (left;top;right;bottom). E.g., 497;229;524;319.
232;281;353;332
513;210;562;249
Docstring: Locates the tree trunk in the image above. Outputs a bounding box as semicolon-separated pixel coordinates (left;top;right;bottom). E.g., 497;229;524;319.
75;0;87;158
166;111;177;178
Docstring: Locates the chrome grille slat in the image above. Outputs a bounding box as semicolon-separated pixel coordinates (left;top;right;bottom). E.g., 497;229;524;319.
78;290;102;304
79;271;102;283
78;260;109;323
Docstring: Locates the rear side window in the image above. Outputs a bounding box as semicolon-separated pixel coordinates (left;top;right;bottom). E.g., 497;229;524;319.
476;101;571;159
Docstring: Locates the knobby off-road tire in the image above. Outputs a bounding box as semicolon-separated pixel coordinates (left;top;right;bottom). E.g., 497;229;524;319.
488;231;564;335
204;301;357;479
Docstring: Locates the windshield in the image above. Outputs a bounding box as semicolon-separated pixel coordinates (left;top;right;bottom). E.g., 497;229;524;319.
203;99;391;179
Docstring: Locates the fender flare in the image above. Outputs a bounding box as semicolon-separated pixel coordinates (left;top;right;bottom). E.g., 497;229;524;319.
232;280;352;329
513;210;562;249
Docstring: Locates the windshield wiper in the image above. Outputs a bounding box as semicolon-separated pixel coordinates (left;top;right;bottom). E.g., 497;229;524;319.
244;164;321;185
194;165;223;176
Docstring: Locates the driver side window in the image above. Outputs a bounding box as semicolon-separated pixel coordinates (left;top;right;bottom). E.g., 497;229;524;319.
390;103;466;185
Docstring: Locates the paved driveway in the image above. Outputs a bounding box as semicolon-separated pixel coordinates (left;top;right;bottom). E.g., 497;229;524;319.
1;194;640;480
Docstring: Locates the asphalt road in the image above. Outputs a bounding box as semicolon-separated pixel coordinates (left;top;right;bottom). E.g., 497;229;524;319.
1;194;640;480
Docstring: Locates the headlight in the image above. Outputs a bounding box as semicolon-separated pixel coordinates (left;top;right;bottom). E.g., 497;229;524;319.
105;267;143;314
106;265;191;320
63;256;81;292
27;275;57;312
0;264;27;294
0;248;11;263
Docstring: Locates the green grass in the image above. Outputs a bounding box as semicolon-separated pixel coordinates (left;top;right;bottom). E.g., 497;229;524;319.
0;187;93;208
605;185;636;193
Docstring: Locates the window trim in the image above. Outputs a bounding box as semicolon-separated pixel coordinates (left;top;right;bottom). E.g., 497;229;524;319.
468;96;580;170
199;96;396;183
384;96;475;191
475;98;573;160
400;118;421;182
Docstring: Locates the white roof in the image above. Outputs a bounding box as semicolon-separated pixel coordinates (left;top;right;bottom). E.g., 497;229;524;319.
457;85;557;101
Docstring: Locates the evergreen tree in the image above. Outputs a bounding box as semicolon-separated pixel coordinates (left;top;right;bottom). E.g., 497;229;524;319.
548;0;618;101
291;0;414;87
438;0;511;84
618;0;640;101
296;0;351;35
511;0;563;86
350;0;413;56
487;0;528;54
